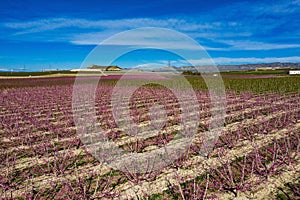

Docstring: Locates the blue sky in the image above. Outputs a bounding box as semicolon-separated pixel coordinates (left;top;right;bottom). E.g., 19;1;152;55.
0;0;300;71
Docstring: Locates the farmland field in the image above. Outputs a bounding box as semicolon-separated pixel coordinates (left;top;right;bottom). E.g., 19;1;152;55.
0;74;299;199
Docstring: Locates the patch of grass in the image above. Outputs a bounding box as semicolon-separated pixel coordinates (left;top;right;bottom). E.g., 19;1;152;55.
147;193;164;200
276;177;300;200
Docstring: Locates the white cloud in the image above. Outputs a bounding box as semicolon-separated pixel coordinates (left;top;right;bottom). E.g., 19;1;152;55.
134;63;166;69
4;18;77;35
189;31;252;39
253;1;300;14
71;28;206;51
71;29;300;51
3;18;215;35
217;40;300;50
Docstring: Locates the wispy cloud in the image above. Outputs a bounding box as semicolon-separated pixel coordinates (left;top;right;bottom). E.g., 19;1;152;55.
134;63;166;69
70;34;300;51
216;40;300;50
70;28;207;51
1;17;245;45
252;0;300;14
3;18;214;35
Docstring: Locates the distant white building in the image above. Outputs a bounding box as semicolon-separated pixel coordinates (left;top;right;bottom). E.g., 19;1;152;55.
289;70;300;75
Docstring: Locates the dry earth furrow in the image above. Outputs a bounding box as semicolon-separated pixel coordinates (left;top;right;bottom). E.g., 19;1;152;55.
216;161;300;199
113;123;300;199
3;100;300;173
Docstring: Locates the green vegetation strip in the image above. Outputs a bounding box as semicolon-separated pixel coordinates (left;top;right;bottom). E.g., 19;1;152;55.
0;70;77;76
184;76;300;94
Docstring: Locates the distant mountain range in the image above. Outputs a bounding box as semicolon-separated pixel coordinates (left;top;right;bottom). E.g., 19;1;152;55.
215;62;300;72
150;62;300;72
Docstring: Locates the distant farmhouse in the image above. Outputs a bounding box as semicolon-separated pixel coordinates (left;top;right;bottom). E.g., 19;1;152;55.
70;65;122;74
88;64;122;71
255;67;274;71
